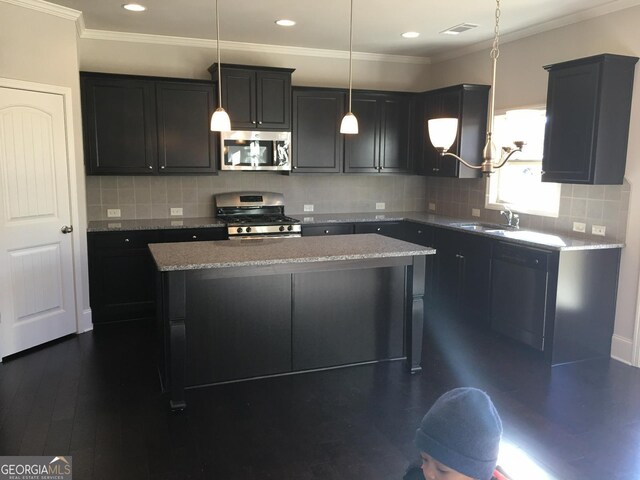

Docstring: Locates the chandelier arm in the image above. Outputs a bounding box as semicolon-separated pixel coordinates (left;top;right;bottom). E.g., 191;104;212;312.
494;147;522;170
442;152;483;170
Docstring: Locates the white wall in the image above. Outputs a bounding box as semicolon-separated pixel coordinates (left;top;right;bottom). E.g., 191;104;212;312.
429;5;640;364
0;1;92;332
78;38;432;91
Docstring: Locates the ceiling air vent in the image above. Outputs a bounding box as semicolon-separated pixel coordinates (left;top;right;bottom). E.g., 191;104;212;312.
440;23;479;35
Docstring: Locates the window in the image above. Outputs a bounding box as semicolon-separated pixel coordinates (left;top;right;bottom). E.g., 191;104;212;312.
486;108;560;217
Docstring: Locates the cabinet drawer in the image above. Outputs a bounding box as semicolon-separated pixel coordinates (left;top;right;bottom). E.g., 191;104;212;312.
161;228;227;243
402;222;434;246
90;230;160;249
354;222;403;237
493;242;550;270
302;224;354;236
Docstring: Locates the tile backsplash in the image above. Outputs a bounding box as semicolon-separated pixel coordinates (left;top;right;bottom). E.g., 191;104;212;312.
85;173;428;221
424;177;630;242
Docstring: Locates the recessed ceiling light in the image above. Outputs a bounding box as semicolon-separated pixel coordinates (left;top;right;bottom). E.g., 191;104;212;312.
122;3;146;12
275;19;296;27
440;23;478;35
401;31;420;39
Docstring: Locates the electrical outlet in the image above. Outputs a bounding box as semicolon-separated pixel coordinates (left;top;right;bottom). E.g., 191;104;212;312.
592;225;606;236
573;221;586;233
471;208;481;218
428;203;436;211
304;204;314;212
107;208;121;218
170;207;183;216
376;202;385;210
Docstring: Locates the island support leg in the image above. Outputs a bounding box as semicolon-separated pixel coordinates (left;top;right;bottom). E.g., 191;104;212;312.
406;255;426;374
166;271;187;411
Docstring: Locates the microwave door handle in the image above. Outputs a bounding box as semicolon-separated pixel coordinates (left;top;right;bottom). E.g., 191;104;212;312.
273;142;278;166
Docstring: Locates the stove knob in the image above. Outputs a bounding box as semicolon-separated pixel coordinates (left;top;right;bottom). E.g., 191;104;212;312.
246;227;252;233
236;227;243;233
279;226;285;232
287;225;293;231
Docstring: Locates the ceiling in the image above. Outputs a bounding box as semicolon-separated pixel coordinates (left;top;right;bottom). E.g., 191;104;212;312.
52;0;637;58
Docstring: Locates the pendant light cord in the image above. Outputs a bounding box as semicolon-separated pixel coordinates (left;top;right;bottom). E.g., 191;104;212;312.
216;0;223;108
487;0;501;135
348;0;354;112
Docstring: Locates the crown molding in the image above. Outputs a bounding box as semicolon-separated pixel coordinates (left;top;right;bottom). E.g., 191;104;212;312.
431;0;640;64
1;0;81;21
78;28;431;65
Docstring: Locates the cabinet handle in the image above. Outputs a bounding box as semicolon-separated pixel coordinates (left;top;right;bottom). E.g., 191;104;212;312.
160;165;165;169
192;235;197;239
258;121;263;125
541;170;546;175
124;238;130;243
379;166;384;170
324;230;330;234
148;165;153;170
418;230;422;234
293;166;298;170
377;227;382;232
535;259;539;264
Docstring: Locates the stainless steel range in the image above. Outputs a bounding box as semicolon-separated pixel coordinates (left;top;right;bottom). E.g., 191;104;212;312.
215;192;302;239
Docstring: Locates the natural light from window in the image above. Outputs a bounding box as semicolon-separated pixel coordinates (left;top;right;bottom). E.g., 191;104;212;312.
486;108;561;218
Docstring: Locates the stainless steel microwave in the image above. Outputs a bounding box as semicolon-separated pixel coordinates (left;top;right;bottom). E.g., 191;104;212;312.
220;131;291;171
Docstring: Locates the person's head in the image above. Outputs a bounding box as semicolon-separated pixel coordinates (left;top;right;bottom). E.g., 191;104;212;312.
414;387;502;480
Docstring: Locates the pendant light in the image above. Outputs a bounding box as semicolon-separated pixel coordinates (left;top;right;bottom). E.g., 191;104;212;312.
210;0;231;132
427;0;523;175
340;0;358;134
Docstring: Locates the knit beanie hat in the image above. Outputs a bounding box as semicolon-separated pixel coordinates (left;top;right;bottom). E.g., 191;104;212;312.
414;387;502;480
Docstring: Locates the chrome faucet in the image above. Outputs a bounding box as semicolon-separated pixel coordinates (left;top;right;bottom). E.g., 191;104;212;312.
500;206;520;229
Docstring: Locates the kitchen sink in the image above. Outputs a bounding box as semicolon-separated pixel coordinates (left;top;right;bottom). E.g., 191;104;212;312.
452;222;512;232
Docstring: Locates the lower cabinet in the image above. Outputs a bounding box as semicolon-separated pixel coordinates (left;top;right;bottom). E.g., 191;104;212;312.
88;227;227;325
433;229;491;326
302;224;355;236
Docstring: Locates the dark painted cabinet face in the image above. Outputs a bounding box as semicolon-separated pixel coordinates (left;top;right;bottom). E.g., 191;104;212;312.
81;73;218;175
542;54;637;185
221;67;292;130
292;89;345;173
419;85;489;179
344;93;412;174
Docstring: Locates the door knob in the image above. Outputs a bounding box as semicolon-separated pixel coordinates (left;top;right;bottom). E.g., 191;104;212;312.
61;225;73;234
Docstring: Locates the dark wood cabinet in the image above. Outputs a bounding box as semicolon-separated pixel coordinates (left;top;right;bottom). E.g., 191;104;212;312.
209;64;294;130
419;84;489;178
291;88;345;173
433;228;491;326
542;54;638;184
302;224;355;236
88;227;227;325
344;92;413;174
81;72;218;175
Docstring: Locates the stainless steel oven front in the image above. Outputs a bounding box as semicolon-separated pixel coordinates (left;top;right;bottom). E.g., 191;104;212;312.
220;131;291;171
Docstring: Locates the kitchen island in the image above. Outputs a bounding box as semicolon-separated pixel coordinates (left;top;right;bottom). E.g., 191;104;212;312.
150;234;435;410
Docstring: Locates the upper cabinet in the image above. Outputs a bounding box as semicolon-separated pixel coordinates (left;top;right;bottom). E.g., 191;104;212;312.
344;92;413;174
542;54;638;184
418;84;489;178
291;88;345;173
81;72;218;175
208;64;295;131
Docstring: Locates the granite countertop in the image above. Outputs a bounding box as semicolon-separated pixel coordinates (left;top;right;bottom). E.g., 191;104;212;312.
149;234;436;272
87;217;225;232
292;211;625;252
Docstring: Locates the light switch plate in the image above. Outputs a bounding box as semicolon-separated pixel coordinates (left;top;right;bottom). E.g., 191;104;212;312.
428;203;436;211
592;225;606;236
376;202;385;210
304;204;314;212
107;208;121;218
472;208;481;217
170;207;183;216
573;221;586;233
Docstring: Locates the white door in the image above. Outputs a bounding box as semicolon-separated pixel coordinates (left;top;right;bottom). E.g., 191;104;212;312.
0;87;77;358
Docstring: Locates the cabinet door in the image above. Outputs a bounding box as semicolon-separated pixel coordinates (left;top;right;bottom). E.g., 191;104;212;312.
302;224;354;236
88;231;160;324
292;89;345;173
156;82;217;174
222;68;256;129
82;75;157;175
257;71;291;130
344;95;381;173
542;62;599;183
380;95;412;173
490;243;551;350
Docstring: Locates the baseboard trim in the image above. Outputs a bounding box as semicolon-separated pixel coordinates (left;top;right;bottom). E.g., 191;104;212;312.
611;334;633;365
80;308;93;333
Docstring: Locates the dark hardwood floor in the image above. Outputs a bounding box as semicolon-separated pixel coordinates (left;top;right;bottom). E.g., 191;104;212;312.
1;310;639;480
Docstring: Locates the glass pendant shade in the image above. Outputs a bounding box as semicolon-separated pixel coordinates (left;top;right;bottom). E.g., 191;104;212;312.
210;107;231;132
428;118;458;151
340;112;359;134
